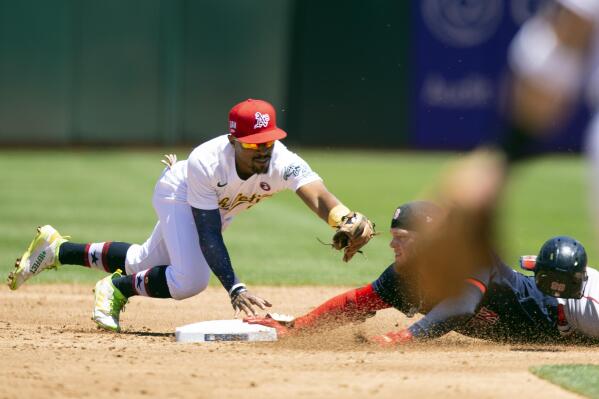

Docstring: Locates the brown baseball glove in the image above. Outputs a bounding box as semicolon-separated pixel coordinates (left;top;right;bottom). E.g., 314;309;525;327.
332;212;376;262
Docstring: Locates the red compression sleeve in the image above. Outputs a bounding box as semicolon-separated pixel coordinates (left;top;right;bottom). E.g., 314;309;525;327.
293;283;391;331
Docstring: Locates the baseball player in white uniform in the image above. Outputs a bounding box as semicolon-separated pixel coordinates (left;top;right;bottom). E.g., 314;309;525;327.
7;98;375;332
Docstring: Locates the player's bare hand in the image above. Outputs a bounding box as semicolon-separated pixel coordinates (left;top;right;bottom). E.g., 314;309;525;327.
370;329;413;348
231;289;272;317
161;153;178;169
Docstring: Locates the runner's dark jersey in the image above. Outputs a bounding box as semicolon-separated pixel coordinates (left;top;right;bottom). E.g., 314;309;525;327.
372;258;560;343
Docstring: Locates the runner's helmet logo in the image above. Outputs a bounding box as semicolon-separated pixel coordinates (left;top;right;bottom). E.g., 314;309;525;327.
254;112;270;129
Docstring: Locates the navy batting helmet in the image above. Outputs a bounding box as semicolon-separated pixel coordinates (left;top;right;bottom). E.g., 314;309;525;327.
534;236;587;299
391;201;442;232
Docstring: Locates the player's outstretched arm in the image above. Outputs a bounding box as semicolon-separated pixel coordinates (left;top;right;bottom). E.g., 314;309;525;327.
296;181;376;262
371;280;486;347
191;207;271;316
245;283;390;335
295;181;337;220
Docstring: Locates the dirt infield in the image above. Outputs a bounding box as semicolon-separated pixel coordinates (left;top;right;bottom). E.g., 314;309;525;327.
0;285;596;399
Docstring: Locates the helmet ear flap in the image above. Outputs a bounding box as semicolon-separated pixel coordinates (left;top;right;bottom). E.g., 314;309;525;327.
519;255;537;271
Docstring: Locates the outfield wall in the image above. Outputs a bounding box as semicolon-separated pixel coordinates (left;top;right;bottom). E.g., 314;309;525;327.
0;0;588;150
0;0;292;145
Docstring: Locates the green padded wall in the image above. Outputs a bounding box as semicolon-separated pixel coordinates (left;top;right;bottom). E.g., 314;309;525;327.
0;0;72;143
181;0;292;143
71;0;163;143
286;0;410;148
0;0;292;145
0;0;406;147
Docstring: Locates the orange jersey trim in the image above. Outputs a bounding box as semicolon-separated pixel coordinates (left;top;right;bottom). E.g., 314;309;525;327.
466;278;487;294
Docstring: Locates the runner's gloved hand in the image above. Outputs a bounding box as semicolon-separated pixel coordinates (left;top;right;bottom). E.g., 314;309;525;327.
370;328;414;347
244;313;294;337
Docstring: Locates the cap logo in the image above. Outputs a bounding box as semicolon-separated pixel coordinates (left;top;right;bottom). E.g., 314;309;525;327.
229;121;237;131
254;112;270;129
393;208;401;220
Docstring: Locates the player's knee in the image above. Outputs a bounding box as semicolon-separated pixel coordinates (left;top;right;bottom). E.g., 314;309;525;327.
169;280;209;300
165;266;210;300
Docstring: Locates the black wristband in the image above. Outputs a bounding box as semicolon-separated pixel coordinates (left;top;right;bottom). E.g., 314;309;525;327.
229;283;247;298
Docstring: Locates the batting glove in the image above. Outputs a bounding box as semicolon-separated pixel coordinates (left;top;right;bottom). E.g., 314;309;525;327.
244;313;293;337
370;328;414;347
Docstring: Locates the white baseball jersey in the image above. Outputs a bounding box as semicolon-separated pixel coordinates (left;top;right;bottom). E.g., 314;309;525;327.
125;135;322;299
155;134;322;230
559;267;599;338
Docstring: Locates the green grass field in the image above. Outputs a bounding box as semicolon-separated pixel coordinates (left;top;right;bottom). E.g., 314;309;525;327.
531;365;599;399
0;148;595;286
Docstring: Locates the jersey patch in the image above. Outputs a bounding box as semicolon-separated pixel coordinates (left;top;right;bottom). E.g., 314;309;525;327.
465;306;500;328
283;163;310;181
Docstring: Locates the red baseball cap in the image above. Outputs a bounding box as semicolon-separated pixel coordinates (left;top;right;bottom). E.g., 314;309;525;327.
228;99;288;143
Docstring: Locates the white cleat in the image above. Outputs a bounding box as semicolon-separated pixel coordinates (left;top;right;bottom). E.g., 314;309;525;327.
92;271;128;332
7;225;68;290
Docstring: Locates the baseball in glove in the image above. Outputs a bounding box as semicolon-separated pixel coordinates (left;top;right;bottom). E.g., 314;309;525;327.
332;212;376;262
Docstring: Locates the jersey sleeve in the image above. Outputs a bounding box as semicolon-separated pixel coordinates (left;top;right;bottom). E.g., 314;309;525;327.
280;152;322;192
371;264;414;314
192;208;239;292
186;154;219;210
